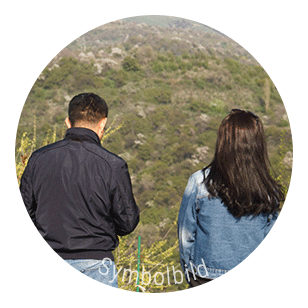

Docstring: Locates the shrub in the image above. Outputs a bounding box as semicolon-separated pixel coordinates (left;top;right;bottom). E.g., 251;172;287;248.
138;143;152;161
122;56;140;72
209;99;227;114
144;86;172;105
182;52;190;59
164;61;178;72
188;99;209;113
224;58;240;75
193;77;206;89
109;69;129;88
155;88;172;104
152;60;164;73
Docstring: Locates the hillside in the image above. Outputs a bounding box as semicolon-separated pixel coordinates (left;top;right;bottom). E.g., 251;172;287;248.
16;16;292;292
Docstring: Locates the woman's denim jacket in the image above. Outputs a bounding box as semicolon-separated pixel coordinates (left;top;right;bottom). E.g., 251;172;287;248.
178;170;278;280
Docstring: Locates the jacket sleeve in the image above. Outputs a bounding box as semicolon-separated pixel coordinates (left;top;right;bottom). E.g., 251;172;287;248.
19;154;37;226
177;174;198;277
111;161;139;236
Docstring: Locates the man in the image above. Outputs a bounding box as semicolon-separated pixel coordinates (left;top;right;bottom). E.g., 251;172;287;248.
20;93;139;287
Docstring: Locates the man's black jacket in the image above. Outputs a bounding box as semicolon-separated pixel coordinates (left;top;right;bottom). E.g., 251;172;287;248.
20;127;139;260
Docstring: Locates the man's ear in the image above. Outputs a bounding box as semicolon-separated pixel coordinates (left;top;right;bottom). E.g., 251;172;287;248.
65;117;72;129
97;118;107;140
98;117;108;138
99;117;108;131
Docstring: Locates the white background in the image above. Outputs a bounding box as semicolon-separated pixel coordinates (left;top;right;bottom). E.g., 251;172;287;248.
1;1;307;307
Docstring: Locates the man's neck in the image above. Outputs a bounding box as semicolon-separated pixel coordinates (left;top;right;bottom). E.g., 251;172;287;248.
73;125;101;140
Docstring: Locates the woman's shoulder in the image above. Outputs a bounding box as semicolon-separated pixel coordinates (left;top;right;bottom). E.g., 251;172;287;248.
189;169;210;197
190;168;210;183
189;169;204;183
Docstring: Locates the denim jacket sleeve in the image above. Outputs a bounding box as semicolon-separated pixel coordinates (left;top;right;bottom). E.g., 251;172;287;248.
178;173;198;274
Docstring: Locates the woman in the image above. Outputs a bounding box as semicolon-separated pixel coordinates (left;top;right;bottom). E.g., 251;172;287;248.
178;109;285;287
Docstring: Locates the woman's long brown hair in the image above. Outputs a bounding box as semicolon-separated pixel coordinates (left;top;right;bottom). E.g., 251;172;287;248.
203;110;285;218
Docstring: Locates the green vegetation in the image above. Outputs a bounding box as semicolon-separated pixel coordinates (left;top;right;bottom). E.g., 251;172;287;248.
16;18;292;292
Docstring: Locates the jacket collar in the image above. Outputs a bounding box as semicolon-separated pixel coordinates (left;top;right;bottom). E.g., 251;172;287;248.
64;127;101;145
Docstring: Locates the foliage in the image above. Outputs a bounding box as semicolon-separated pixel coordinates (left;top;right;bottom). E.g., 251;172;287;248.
274;129;292;196
16;116;37;183
40;57;100;92
122;56;141;72
143;86;172;104
101;115;124;143
114;222;181;292
209;99;227;114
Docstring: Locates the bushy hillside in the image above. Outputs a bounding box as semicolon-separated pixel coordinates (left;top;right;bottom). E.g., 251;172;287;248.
16;16;292;292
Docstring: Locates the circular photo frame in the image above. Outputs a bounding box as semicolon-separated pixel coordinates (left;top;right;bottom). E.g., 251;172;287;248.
15;15;292;293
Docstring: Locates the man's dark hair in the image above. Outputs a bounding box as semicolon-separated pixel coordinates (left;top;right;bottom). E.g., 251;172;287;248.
68;93;108;127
